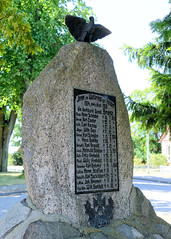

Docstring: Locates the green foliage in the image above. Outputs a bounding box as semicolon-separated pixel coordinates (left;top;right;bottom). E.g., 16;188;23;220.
122;12;171;73
8;151;23;166
149;154;168;166
131;121;161;163
122;41;170;73
127;96;158;132
11;151;23;165
123;12;171;133
126;80;171;133
150;13;171;46
132;134;147;162
0;0;93;160
10;115;22;147
0;0;93;110
8;154;14;166
18;169;25;178
133;157;142;166
0;0;42;57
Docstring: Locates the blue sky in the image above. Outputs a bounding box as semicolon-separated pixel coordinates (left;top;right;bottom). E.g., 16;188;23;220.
86;0;170;95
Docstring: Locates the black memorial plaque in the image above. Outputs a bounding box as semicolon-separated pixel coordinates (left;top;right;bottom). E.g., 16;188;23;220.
74;89;119;194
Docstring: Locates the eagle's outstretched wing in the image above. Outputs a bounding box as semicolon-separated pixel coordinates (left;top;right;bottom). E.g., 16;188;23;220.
91;24;111;42
65;15;86;41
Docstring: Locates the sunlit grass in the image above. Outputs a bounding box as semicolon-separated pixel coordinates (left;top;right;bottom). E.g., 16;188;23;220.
0;172;25;186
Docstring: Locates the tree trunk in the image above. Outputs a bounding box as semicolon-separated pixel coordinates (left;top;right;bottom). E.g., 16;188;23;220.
0;109;17;172
154;132;159;142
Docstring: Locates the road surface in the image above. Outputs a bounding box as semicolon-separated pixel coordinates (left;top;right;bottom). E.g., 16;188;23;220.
133;179;171;224
0;193;27;219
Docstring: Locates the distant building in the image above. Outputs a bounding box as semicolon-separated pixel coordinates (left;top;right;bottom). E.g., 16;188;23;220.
159;131;171;163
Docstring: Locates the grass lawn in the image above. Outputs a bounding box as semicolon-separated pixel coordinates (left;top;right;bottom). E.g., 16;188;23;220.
0;172;25;186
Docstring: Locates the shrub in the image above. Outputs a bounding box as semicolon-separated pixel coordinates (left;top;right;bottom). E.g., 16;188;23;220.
134;157;143;166
8;154;15;166
12;151;23;166
149;154;168;166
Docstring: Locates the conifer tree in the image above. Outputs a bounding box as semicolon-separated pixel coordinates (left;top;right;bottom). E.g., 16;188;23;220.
123;12;171;134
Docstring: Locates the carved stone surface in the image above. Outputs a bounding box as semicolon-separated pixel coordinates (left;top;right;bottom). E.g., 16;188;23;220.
85;193;114;228
22;42;133;225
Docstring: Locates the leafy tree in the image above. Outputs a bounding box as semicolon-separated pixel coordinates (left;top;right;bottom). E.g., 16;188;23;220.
123;12;171;134
131;121;161;163
0;0;42;58
0;0;93;171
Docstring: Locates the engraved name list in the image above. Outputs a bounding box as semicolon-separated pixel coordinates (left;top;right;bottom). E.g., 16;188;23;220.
74;89;119;194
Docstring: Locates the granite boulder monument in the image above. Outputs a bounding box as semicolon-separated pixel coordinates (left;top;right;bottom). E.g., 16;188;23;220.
0;40;171;239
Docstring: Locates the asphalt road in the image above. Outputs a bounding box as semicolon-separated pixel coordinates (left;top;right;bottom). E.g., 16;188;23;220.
0;193;27;219
0;179;171;223
133;179;171;224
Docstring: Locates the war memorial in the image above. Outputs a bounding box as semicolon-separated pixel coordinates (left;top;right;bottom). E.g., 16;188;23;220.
0;15;170;239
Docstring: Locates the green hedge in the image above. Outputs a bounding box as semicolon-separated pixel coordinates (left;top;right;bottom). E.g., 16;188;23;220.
149;154;168;166
134;154;168;166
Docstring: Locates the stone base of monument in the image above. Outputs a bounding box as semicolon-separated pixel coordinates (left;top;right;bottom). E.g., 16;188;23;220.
1;42;170;239
0;187;171;239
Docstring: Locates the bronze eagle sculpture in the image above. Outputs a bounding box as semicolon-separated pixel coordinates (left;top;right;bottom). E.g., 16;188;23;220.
65;15;111;43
